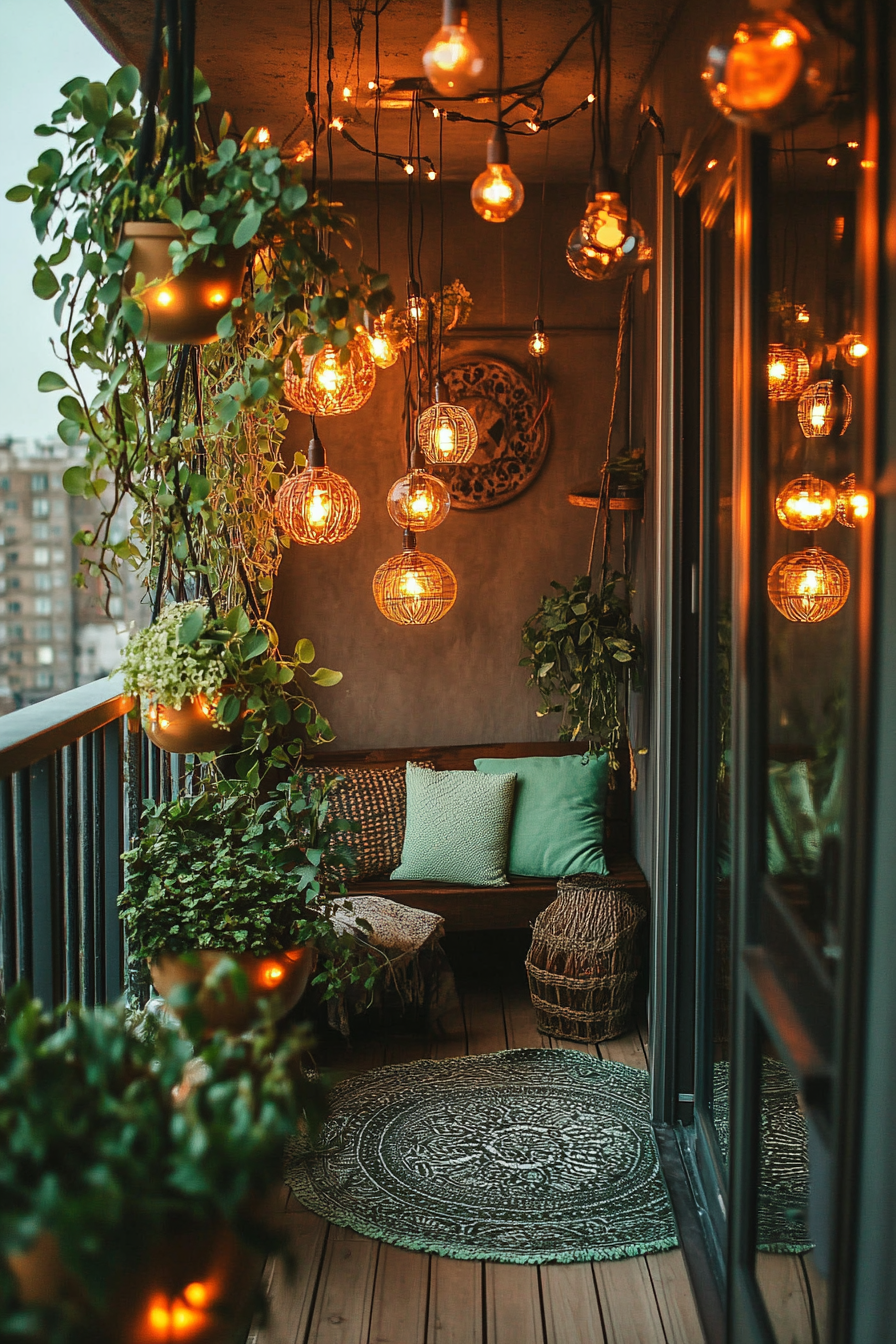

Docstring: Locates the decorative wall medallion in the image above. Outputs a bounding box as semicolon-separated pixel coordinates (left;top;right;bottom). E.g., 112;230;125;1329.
434;356;551;510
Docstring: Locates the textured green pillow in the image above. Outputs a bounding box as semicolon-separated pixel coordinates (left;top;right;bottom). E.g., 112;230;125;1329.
474;753;610;878
391;764;517;887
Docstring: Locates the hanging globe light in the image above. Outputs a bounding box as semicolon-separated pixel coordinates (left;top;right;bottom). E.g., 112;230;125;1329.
767;343;810;401
282;335;376;416
471;126;524;224
274;428;360;545
422;0;485;97
767;547;850;623
774;474;837;531
373;530;458;625
835;473;874;528
702;10;835;133
566;169;649;283
365;312;400;369
416;379;478;464
387;446;451;531
528;316;549;358
797;378;853;438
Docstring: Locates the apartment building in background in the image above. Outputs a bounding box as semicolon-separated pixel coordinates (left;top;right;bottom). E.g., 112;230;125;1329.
0;437;146;714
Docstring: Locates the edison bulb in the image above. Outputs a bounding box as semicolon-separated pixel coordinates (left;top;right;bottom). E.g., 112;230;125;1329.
387;468;451;531
282;338;376;416
567;197;649;282
702;11;834;133
528;319;549;357
767;547;850;623
274;465;360;545
471;163;524;223
368;315;399;369
836;474;874;528
842;333;869;366
422;5;484;97
416;399;478;464
775;474;837;531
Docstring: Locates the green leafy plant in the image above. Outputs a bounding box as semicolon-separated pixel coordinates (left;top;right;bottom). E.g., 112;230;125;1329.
604;446;646;494
521;573;643;768
7;65;392;605
119;772;378;999
0;985;327;1341
118;600;341;759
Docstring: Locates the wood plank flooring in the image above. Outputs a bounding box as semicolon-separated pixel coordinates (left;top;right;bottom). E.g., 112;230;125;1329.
250;931;704;1344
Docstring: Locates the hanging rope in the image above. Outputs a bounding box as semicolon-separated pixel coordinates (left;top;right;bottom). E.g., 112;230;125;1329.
587;273;632;579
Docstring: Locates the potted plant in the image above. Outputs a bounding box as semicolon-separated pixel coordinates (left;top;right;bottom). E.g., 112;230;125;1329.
0;985;328;1343
604;446;646;510
118;601;341;757
118;771;377;1033
8;52;392;608
520;572;643;772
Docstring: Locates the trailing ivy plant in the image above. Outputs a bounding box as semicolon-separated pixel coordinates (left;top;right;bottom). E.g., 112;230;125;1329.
520;572;643;769
119;771;379;1001
118;600;340;759
7;63;392;605
0;985;328;1342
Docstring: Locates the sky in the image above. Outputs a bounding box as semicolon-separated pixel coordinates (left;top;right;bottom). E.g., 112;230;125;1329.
0;0;116;441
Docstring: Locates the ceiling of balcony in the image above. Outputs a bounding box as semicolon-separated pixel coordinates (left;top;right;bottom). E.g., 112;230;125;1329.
67;0;678;183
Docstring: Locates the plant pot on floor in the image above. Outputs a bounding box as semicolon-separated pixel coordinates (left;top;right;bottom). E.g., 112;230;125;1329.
9;1220;261;1344
142;696;241;755
149;947;317;1033
124;223;248;346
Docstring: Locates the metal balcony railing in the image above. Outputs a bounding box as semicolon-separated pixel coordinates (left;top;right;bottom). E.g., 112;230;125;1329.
0;678;184;1008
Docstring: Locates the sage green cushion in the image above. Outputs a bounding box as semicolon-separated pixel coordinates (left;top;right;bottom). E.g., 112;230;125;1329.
474;753;610;878
391;764;517;887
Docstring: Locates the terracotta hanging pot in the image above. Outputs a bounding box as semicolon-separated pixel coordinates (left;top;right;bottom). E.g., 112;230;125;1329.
123;223;248;346
149;946;317;1034
141;696;242;755
9;1220;261;1344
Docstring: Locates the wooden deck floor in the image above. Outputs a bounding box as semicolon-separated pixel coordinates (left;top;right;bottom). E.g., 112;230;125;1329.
250;933;705;1344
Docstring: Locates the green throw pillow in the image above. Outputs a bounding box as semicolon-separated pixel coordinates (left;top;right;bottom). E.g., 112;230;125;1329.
391;764;517;887
474;753;610;878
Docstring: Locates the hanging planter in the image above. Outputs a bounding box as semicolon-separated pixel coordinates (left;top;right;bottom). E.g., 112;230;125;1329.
123;223;248;346
148;947;317;1034
141;694;242;755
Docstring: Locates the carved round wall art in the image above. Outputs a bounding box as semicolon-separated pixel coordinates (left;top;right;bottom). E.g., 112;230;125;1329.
433;356;551;510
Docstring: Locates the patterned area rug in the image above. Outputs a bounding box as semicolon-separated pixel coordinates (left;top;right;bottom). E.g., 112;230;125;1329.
713;1058;814;1253
285;1048;679;1264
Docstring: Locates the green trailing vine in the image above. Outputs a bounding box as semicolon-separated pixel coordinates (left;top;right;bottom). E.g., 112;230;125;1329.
521;573;643;770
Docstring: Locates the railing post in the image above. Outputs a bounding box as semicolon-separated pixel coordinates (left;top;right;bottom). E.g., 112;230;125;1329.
12;773;32;991
78;737;96;1008
61;743;79;1003
28;757;60;1008
0;777;15;995
102;720;124;1001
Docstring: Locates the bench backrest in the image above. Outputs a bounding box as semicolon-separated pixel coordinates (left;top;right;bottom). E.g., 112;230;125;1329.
313;741;632;852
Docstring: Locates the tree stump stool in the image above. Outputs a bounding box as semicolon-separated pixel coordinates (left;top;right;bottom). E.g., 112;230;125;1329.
525;874;647;1043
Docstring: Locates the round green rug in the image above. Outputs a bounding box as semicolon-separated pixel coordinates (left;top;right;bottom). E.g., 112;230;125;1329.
285;1048;679;1264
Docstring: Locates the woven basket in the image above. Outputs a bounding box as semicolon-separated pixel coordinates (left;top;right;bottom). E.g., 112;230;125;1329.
525;874;647;1043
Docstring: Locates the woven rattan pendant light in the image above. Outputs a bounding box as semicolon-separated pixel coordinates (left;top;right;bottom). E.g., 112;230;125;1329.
283;336;376;416
373;530;457;625
274;424;360;545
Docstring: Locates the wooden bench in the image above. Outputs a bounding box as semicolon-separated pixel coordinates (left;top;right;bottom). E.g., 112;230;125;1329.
313;742;649;933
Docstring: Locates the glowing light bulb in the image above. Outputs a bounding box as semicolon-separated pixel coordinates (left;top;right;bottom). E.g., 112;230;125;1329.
767;546;850;622
567;193;649;282
827;155;839;168
526;120;540;133
416;383;478;464
404;161;415;175
528;317;549;358
427;168;438;181
330;116;345;131
422;3;485;97
260;961;286;986
402;570;425;597
767;344;809;400
317;350;342;395
183;1284;209;1309
702;11;834;132
343;85;352;100
797;379;852;438
836;473;874;528
587;92;595;103
795;305;810;323
368;314;399;369
706;157;719;170
775;474;837;530
373;532;458;624
307;487;332;528
275;435;360;545
843;333;869;365
437;422;456;456
256;126;271;146
156;288;173;308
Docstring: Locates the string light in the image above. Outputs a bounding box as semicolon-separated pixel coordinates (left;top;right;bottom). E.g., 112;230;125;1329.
797;378;853;438
526;120;540;133
283;337;376;416
587;92;595;103
422;0;485;97
767;343;809;401
427;168;438;181
373;530;458;625
826;154;839;168
835;473;874;528
403;160;415;175
471;126;524;223
767;547;850;623
416;379;478;463
847;140;859;149
275;428;360;545
774;474;837;531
